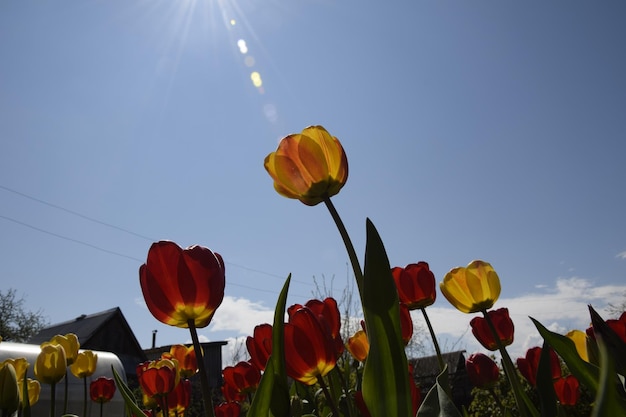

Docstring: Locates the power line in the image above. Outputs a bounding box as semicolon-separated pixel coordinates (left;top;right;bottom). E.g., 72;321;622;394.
0;184;157;241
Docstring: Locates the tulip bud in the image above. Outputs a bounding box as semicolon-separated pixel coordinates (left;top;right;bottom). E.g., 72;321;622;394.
466;353;500;389
0;362;20;415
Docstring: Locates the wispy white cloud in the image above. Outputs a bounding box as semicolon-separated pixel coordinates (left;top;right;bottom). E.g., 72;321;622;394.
210;296;275;335
616;251;626;260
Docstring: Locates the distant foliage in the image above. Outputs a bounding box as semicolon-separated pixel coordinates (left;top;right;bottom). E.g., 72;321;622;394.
0;288;49;342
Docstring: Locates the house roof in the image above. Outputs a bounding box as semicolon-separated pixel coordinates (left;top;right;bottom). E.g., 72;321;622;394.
410;350;467;380
29;307;122;345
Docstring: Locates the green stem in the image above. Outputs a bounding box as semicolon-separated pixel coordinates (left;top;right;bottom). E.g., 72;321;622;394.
324;197;364;299
188;319;216;417
50;382;56;417
63;370;68;415
421;307;445;372
99;401;103;417
317;376;340;417
83;377;87;417
482;309;538;417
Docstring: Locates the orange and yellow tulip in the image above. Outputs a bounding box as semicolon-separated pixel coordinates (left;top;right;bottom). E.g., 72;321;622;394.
392;262;437;310
346;330;369;362
34;343;66;385
264;125;348;206
440;260;501;314
137;359;178;398
139;240;225;328
162;344;197;378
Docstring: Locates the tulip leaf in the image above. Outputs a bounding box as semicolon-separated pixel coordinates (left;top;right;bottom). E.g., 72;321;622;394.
531;317;600;395
361;218;412;417
588;305;626;376
248;274;291;417
111;365;147;417
417;365;462;417
591;338;626;417
536;341;558;417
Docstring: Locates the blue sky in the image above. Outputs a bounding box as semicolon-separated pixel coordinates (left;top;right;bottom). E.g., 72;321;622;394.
1;0;625;361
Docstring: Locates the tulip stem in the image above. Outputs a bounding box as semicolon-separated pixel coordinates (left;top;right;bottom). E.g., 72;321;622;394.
482;309;538;417
63;370;68;415
317;376;340;417
324;197;364;299
188;320;216;417
420;307;445;372
83;377;88;417
50;382;56;417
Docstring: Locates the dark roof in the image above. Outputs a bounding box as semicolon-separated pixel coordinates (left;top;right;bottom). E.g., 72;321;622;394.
29;307;122;344
410;350;467;380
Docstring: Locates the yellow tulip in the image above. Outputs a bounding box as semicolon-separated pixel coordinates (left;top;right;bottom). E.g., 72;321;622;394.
0;363;20;414
34;343;66;385
440;260;501;313
69;350;98;378
264;125;349;206
1;358;28;382
566;330;589;362
21;378;41;408
50;333;80;365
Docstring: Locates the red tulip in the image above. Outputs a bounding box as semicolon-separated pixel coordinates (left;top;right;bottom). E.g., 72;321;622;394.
221;379;245;403
246;324;273;372
167;378;191;414
391;262;436;310
408;364;422;415
470;308;514;351
215;401;241;417
136;359;178;398
354;391;372;417
554;375;580;406
222;361;261;395
139;240;225;328
605;311;626;343
466;353;500;389
516;346;561;387
162;344;197;378
399;303;414;345
90;377;116;403
289;298;344;355
284;307;337;385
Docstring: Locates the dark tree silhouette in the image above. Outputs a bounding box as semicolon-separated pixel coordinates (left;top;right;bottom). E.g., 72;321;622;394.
0;288;48;342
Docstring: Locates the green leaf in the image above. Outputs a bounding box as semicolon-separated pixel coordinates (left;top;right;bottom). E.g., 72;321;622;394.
248;274;291;417
590;338;626;417
535;341;557;417
111;365;147;417
417;365;462;417
531;317;600;395
588;305;626;376
361;218;412;417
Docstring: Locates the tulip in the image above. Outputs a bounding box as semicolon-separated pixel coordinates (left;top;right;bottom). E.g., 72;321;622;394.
22;378;41;408
1;358;28;383
553;375;580;406
214;401;241;417
391;262;436;310
605;311;626;343
470;308;514;351
466;353;500;389
221;379;245;403
346;330;369;362
264;125;349;206
162;344;197;379
222;361;261;395
34;343;66;385
246;324;272;372
399;302;414;346
284;307;337;385
50;333;80;365
70;350;98;378
90;377;116;403
566;330;590;362
0;362;20;415
137;359;178;398
140;240;225;329
440;260;501;314
167;378;191;415
516;346;561;387
289;297;344;355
